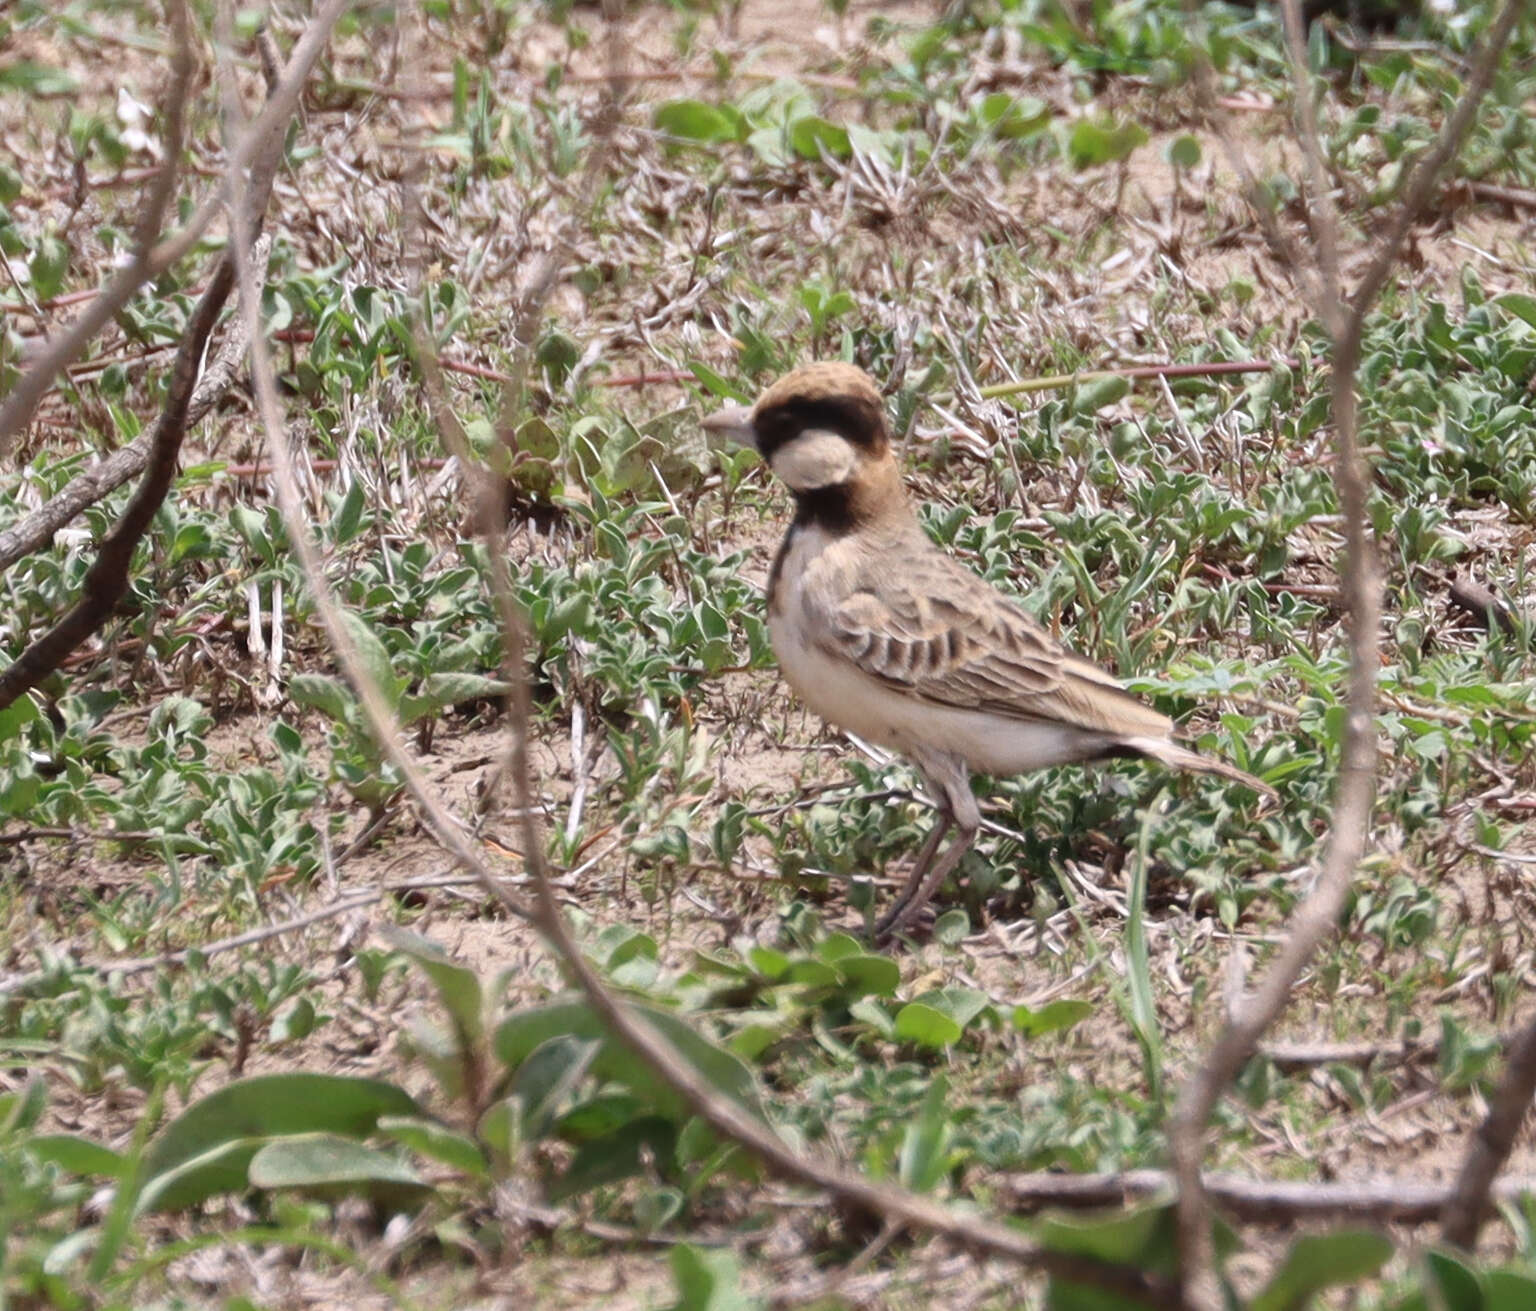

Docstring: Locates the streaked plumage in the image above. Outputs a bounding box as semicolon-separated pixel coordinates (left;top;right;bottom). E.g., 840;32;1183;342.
704;362;1271;939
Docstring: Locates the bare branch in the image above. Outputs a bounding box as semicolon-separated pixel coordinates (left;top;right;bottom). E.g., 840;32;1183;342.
1448;572;1521;636
1347;0;1526;336
219;28;538;927
0;0;350;456
1003;1168;1536;1226
1277;0;1344;331
0;258;236;712
0;239;261;578
0;19;302;712
1170;8;1522;1306
132;0;196;253
1442;1014;1536;1248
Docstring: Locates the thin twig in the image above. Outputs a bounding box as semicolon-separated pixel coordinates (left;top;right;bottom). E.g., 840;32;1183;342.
1278;0;1344;332
1171;6;1522;1306
220;11;537;926
396;6;1175;1302
973;357;1301;400
0;238;262;578
0;0;350;456
1002;1168;1536;1226
0;890;380;1000
1441;1014;1536;1249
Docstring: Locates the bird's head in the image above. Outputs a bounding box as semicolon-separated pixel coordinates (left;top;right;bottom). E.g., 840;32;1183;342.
701;362;892;496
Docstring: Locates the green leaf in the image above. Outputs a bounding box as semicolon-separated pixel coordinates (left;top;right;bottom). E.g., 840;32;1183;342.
0;62;79;95
1166;134;1202;168
1040;1201;1176;1272
1012;999;1094;1038
29;235;69;302
1422;1249;1483;1311
1252;1231;1393;1311
328;481;367;544
893;1002;962;1049
376;1115;488;1178
933;909;970;945
1070;375;1132;414
247;1134;429;1206
494;997;768;1122
688;361;749;402
833;954;900;998
976;93;1050;139
910;987;990;1030
27;1134;125;1179
269;997;316;1043
558;1092;646;1140
783;958;839;988
635;1185;685;1235
747;946;791;979
548;1115;676;1202
1067;119;1149;169
788;115;851;161
813;933;861;963
745;126;791;168
477;1097;519;1166
669;1243;761;1311
1494;292;1536;331
654;99;741;144
0;692;41;745
338;610;401;710
545;592;594;642
398;672;510;725
378;926;485;1048
288;673;354;724
849;998;895;1039
138;1074;419;1212
506;1034;601;1142
897;1076;953;1192
1486;1270;1536;1310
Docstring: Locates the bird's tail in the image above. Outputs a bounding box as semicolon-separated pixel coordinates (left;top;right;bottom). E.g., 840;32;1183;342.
1123;736;1278;799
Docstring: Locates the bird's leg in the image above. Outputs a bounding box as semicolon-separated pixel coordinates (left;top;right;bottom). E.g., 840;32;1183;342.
876;812;978;940
875;808;951;935
875;754;980;941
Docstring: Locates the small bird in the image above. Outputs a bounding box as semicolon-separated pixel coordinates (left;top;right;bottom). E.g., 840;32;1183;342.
703;361;1273;940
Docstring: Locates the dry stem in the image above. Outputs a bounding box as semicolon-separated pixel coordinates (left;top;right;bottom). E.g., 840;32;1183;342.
1441;1013;1536;1248
1171;3;1524;1304
0;0;350;457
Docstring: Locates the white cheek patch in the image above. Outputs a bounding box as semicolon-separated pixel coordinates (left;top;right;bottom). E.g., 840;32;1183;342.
769;429;857;491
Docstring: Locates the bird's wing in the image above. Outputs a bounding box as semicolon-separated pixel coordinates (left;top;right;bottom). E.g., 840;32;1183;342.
809;549;1172;738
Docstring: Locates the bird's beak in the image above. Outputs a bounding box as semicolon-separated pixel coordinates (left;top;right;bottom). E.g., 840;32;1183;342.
701;403;757;449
